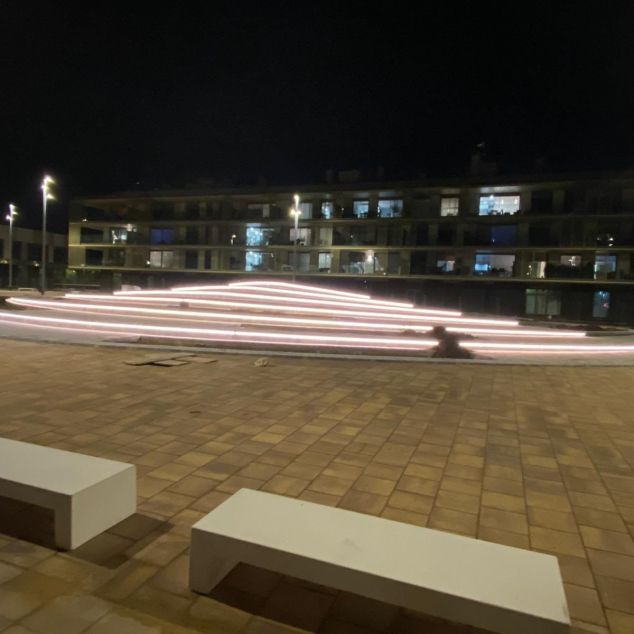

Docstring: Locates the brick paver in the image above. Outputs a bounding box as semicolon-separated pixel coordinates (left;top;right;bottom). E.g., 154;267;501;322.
0;339;633;633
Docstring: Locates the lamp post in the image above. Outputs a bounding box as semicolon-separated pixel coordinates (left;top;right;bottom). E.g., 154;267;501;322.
40;175;55;294
289;194;301;283
5;204;17;288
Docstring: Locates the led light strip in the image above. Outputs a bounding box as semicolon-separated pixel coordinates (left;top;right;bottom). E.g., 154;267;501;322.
0;311;437;349
9;298;587;338
8;297;435;333
64;293;520;326
460;341;634;352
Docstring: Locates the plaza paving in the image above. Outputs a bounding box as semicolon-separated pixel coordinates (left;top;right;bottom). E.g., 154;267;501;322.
0;339;633;633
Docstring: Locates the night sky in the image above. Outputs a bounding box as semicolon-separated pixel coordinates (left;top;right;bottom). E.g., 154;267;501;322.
1;2;633;231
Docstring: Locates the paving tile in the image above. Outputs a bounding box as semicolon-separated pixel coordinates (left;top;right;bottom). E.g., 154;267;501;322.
564;584;607;626
573;508;628;533
595;575;634;614
387;491;434;515
587;549;634;582
480;507;528;535
22;594;112;634
529;526;586;557
339;491;388;516
481;491;525;513
528;507;579;534
606;609;634;634
428;507;478;536
352;475;396;497
579;526;634;556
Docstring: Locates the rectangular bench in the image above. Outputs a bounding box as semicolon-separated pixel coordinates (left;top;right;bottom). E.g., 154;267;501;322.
0;438;136;550
190;489;570;634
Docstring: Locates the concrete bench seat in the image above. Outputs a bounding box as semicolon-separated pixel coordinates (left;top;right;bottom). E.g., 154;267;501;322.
190;489;570;634
0;438;136;550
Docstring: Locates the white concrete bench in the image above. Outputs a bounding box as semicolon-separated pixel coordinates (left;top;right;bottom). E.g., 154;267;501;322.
0;438;136;550
190;489;570;634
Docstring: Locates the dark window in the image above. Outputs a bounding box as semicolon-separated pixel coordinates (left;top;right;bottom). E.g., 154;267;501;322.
185;226;199;244
53;247;66;264
12;241;21;260
27;243;40;260
80;227;104;244
490;225;517;246
85;249;103;266
204;251;212;269
185;250;198;269
531;190;553;213
415;224;429;246
150;228;175;245
437;225;455;246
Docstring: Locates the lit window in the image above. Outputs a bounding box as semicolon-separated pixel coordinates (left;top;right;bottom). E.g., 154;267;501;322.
592;290;610;318
299;202;313;219
353;201;369;218
441;197;459;217
290;228;310;245
377;200;403;218
110;228;128;244
318;252;332;272
474;253;515;276
321;202;334;219
479;195;520;216
594;254;617;280
561;255;582;267
149;251;174;268
526;289;561;316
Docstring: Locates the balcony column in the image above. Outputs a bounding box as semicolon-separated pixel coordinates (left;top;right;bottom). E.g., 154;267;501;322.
330;250;341;273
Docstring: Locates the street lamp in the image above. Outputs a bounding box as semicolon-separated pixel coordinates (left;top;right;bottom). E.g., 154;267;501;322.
40;175;55;294
5;204;17;288
289;194;301;283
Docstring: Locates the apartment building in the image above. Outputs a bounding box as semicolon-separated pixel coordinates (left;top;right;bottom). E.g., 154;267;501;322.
0;225;67;288
68;170;634;323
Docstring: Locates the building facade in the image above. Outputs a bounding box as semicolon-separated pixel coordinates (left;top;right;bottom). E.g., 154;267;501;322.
68;171;634;323
0;225;67;288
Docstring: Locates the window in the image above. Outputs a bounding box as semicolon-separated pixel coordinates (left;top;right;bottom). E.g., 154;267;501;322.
318;252;332;272
149;251;174;268
185;250;198;269
531;190;553;213
474;253;515;276
377;199;403;218
299;202;313;219
80;227;104;244
247;203;271;219
110;228;128;244
290;227;311;245
318;227;333;246
246;225;267;247
527;261;546;278
27;243;40;261
204;251;212;269
245;251;274;271
150;228;175;245
353;201;369;218
594;254;617;280
526;289;561;316
53;247;66;264
592;291;610;318
490;225;517;246
321;202;334;219
436;258;455;274
561;255;581;267
440;197;459;217
479;194;520;216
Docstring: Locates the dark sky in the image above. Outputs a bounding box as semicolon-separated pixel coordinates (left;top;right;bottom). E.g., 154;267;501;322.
1;1;633;230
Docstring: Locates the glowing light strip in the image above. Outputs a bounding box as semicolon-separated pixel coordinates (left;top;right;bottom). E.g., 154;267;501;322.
8;298;434;333
114;288;432;313
10;298;587;340
460;342;634;352
446;327;586;338
229;280;375;300
64;293;519;326
114;286;455;315
0;312;437;348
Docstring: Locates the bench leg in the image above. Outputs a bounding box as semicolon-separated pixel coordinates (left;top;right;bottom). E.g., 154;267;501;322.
54;503;72;551
189;532;239;594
